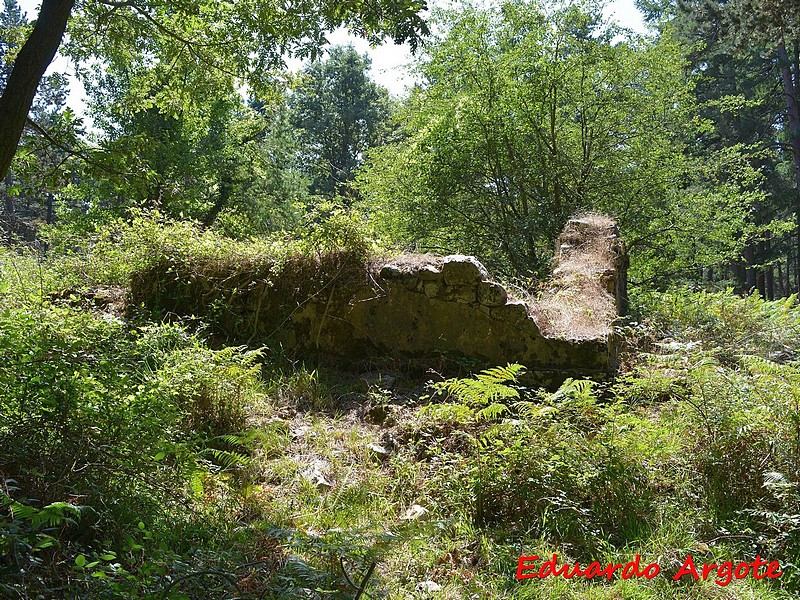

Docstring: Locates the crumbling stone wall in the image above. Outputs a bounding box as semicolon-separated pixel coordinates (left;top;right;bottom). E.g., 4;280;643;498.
131;219;628;383
556;217;628;317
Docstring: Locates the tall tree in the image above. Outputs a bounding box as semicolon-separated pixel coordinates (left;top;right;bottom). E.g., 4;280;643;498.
0;0;25;90
1;0;71;221
358;0;762;279
70;56;311;234
0;0;429;179
1;0;27;215
0;0;73;181
673;0;800;293
290;45;391;197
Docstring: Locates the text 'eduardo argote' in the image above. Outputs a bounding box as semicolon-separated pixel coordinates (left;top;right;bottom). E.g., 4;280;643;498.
516;553;783;586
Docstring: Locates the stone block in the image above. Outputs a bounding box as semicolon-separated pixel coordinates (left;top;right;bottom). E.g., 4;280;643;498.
380;264;411;281
438;284;477;304
424;282;441;298
491;300;529;321
441;255;488;285
478;281;508;306
416;265;443;281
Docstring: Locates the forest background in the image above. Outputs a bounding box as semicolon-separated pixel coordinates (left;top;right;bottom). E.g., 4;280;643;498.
2;0;800;598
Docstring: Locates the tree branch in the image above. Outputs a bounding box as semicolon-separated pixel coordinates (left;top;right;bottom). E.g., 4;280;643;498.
25;118;131;177
0;0;76;178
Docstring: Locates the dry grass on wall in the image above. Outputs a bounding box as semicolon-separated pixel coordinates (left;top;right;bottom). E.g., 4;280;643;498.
531;214;621;341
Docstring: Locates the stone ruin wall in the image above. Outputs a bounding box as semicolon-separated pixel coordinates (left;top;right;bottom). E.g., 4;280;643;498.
131;218;627;384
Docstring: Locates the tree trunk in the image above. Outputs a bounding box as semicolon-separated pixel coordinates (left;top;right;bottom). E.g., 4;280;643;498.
795;237;800;294
765;266;775;300
202;176;234;227
730;259;745;294
0;0;75;179
744;245;757;292
46;193;54;224
777;41;800;293
765;230;774;300
756;239;768;298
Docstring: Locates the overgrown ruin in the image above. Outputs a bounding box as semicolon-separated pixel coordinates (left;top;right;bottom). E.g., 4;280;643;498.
131;216;627;384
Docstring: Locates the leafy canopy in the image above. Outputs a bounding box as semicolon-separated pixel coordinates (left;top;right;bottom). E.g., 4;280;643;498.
290;44;392;197
358;0;764;281
64;0;428;118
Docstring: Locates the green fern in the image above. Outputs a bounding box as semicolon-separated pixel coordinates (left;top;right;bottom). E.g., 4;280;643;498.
514;402;558;420
419;402;475;423
427;364;526;423
548;378;595;403
200;447;252;471
514;378;596;420
434;363;526;407
7;499;83;529
477;403;511;420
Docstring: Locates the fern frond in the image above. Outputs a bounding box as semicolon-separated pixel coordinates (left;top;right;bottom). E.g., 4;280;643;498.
478;403;510;421
201;448;251;470
475;364;526;384
515;401;558;420
548;378;595;403
9;501;83;529
434;363;526;407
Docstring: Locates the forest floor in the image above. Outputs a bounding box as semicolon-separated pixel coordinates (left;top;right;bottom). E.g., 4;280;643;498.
2;219;799;599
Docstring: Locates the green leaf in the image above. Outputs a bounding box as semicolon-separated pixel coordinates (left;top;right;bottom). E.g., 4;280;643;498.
33;535;58;550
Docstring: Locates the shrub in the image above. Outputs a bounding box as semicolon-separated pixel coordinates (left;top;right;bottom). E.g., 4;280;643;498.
41;210;295;288
415;369;660;556
618;288;800;587
0;301;264;596
40;206;384;294
155;344;263;437
632;288;800;362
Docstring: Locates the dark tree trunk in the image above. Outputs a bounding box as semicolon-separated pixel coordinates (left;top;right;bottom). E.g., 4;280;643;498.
765;230;774;300
756;262;766;299
795;238;800;295
777;41;800;293
202;176;234;227
744;245;757;292
766;267;775;300
0;0;75;179
756;239;766;298
731;259;745;294
46;193;54;224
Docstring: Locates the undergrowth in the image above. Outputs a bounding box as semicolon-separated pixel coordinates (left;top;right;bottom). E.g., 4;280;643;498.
36;203;384;291
0;275;264;596
1;225;798;598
